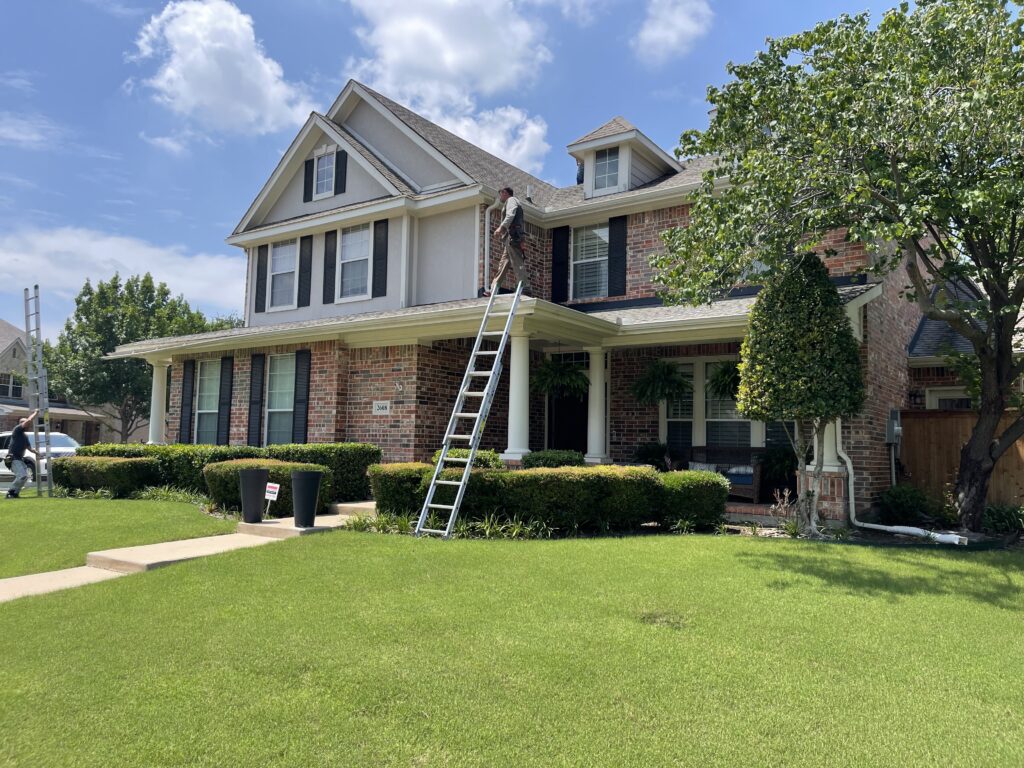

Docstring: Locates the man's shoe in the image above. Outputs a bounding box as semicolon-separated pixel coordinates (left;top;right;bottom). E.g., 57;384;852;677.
6;490;17;499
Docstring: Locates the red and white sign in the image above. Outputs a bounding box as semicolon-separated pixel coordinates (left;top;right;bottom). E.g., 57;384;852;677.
265;483;280;501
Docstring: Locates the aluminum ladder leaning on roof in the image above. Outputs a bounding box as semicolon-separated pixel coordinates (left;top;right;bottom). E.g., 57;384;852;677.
23;285;53;497
415;281;524;538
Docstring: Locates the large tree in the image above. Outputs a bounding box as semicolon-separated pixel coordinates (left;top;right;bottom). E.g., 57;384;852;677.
738;255;864;535
654;0;1024;531
47;274;233;443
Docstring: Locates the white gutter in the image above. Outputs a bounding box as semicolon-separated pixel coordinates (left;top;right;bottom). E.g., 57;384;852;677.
835;418;967;546
482;194;503;288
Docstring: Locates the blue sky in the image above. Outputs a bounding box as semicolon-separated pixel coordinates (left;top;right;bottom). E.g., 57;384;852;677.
0;0;893;339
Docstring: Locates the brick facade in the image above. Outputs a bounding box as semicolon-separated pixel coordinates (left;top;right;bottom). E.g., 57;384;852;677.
907;366;962;409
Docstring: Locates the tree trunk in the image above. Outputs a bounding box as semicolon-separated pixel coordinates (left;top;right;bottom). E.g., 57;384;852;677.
955;408;1001;532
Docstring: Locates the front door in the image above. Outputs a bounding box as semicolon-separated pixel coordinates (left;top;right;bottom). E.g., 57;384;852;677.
548;392;588;453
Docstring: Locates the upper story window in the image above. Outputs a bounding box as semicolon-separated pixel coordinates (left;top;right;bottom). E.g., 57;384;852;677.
0;373;22;399
572;223;609;300
594;147;619;191
338;223;370;300
314;152;335;199
270;239;297;309
194;359;221;444
265;353;295;445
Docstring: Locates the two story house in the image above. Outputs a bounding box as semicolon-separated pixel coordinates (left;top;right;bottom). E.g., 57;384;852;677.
112;80;925;520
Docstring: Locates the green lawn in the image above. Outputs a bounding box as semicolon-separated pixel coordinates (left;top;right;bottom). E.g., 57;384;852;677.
1;533;1022;767
0;497;236;579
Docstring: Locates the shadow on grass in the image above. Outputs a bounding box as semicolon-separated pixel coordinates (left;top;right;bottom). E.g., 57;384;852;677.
737;542;1024;610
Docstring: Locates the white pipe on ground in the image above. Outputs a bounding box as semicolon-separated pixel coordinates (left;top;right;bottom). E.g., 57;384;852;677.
835;418;968;546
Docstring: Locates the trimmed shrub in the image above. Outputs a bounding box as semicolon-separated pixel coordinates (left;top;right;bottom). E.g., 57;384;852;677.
878;483;939;526
76;444;263;490
661;470;730;529
51;456;160;498
368;463;432;513
633;442;673;472
202;459;333;517
522;450;586;469
265;443;381;501
431;448;505;469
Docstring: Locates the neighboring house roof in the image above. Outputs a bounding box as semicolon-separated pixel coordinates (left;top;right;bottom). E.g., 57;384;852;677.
569;117;637;146
0;319;25;357
908;280;983;359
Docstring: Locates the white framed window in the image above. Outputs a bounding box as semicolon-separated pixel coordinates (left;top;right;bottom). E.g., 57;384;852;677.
0;373;22;399
265;353;295;445
594;147;619;191
194;359;221;445
665;363;695;456
337;223;371;301
926;386;972;410
571;223;609;300
705;361;751;448
314;151;335;199
269;239;298;309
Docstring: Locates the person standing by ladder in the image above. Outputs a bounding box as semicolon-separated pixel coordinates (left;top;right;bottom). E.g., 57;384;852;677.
486;186;533;296
7;408;37;499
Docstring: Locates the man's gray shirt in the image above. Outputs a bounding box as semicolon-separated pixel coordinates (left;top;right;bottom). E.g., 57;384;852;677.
500;195;524;236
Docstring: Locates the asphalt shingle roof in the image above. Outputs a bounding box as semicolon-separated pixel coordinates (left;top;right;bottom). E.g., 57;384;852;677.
331;120;415;196
569;117;637;146
908;280;983;358
0;319;25;353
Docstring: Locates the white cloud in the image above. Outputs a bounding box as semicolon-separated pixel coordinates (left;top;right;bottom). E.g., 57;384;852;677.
131;0;314;138
0;172;37;190
140;131;189;156
0;112;65;150
0;227;246;333
0;70;35;93
346;0;558;173
631;0;713;67
82;0;147;17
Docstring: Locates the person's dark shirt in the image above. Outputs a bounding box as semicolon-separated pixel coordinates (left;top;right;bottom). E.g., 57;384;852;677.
9;424;29;460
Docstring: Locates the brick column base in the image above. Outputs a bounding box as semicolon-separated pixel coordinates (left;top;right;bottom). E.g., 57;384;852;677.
798;468;849;523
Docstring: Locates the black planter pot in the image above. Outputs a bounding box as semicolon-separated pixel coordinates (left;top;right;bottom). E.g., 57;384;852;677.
291;470;323;528
239;468;269;524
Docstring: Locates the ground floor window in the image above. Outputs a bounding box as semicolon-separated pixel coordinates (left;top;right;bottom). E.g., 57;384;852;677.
665;363;694;455
265;353;295;445
194;359;221;444
925;386;972;410
704;361;750;448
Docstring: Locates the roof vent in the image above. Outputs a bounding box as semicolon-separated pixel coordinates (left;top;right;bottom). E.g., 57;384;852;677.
526;184;534;203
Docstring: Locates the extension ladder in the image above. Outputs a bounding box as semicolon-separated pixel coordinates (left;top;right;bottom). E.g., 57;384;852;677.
23;285;53;496
415;282;524;538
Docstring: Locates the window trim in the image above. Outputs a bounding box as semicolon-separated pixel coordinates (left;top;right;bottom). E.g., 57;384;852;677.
312;144;337;201
334;222;373;304
267;237;299;312
593;146;620;192
0;373;21;399
263;352;296;446
925;386;971;410
569;223;610;301
193;359;221;445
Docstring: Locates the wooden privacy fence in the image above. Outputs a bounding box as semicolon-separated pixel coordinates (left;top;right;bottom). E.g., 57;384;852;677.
900;410;1024;505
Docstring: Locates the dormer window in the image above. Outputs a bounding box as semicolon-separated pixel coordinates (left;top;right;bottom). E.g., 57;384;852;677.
594;147;619;191
314;151;335;199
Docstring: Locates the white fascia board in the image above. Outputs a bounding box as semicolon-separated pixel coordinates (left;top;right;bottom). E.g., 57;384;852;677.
632;133;683;172
540;180;704;225
312;114;402;196
337;83;475;187
567;130;637;156
601;315;750;348
226;197;410;246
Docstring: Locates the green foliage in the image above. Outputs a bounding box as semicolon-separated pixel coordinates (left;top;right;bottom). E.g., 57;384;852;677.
981;505;1024;534
630;360;692;406
430;448;504;469
738;256;864;425
45;274;225;443
202;459;333;517
530;357;590;399
51;456;160;498
706;360;740;401
521;450;586;469
633;442;674;472
780;519;802;538
660;470;730;530
130;485;211;505
264;443;381;501
878;484;941;527
368;462;433;514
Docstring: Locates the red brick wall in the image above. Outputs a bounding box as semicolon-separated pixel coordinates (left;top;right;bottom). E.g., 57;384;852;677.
907;366;962;409
346;345;418;461
815;228;871;276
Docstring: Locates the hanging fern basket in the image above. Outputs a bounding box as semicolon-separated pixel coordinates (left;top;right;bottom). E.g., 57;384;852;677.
531;358;590;400
631;359;693;405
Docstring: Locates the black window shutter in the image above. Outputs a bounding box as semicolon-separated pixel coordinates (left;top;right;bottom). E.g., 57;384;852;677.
297;235;313;308
179;360;195;444
247;354;265;447
216;356;234;445
291;349;311;444
303;159;314;202
322;230;337;304
372;219;388;298
551;226;570;303
334;150;347;195
608;215;628;297
255;245;268;313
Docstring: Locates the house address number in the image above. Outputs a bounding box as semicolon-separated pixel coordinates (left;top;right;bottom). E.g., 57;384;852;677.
373;401;391;416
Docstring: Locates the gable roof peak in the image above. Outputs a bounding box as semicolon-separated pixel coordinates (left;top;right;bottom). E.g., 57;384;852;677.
568;116;637;147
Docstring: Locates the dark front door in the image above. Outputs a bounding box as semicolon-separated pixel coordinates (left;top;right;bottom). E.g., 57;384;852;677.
548;392;588;453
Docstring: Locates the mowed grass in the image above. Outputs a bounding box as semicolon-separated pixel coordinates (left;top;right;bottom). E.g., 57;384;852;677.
0;497;236;578
1;533;1023;767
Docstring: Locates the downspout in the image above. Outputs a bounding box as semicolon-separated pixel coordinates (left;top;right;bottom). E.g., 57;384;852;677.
835;418;967;546
482;195;502;290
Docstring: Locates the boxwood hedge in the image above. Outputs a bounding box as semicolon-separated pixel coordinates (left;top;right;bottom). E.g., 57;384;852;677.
51;456;160;498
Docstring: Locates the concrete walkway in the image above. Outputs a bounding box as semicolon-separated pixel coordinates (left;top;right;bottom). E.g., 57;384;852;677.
0;511;367;605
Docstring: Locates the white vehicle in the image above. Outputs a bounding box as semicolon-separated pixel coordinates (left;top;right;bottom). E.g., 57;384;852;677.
0;430;81;481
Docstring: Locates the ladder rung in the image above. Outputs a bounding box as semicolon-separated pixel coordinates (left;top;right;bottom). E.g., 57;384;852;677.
455;412;479;419
419;528;448;535
468;371;491;377
447;434;472;441
442;456;469;463
474;350;498;356
463;391;485;397
428;504;455;510
435;480;462;486
481;331;504;336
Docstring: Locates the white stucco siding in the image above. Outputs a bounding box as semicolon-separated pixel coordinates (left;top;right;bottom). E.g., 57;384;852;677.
344;102;457;191
246;216;405;327
257;146;391;228
414;207;477;305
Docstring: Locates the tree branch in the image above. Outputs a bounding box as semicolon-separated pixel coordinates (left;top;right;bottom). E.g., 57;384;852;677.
993;411;1024;460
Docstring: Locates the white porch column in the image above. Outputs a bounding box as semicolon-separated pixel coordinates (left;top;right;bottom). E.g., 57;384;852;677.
501;333;531;461
585;347;608;463
147;360;170;444
809;420;842;472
